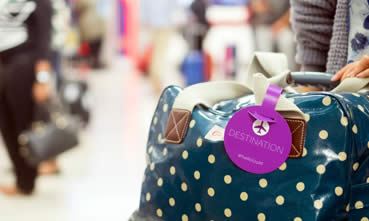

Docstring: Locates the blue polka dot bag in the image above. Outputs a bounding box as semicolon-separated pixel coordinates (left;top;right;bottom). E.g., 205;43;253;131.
131;53;369;221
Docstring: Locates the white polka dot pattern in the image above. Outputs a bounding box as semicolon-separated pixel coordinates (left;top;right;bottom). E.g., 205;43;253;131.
182;151;189;160
355;201;364;209
146;192;151;201
257;213;266;221
319;130;328;140
194;171;200;180
163;104;168;112
276;195;285;205
195;203;201;212
303;147;308;157
148;146;153;154
182;214;188;221
196;137;203;147
181;183;188;192
316;165;326;175
304;113;310;122
259;179;268;188
240;192;248;201
322;96;331;106
208;154;215;164
353;162;360;171
314;200;323;209
296;182;305;192
208;187;215;197
335;186;343;196
352;125;358;134
189;120;196;128
279;162;287;171
224;208;232;217
338;152;347;161
224;175;232;184
150;163;155;171
340;117;348;127
156;209;163;217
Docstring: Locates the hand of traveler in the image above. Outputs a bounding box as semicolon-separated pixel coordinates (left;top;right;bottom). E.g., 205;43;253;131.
332;55;369;82
271;19;287;35
33;60;52;104
250;0;269;14
33;82;51;104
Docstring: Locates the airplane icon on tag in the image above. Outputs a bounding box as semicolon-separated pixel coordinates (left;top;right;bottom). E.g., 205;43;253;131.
252;120;270;136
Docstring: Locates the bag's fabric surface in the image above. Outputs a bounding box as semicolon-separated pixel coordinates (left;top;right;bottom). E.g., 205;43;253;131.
133;85;369;221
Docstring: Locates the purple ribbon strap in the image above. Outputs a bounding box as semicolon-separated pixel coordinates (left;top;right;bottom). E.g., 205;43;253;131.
261;84;283;110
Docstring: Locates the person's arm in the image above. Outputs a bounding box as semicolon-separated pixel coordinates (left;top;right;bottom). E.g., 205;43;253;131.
34;0;52;69
33;0;53;103
271;10;290;35
290;0;337;72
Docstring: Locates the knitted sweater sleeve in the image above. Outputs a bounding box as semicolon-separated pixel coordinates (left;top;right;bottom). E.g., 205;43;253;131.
290;0;337;72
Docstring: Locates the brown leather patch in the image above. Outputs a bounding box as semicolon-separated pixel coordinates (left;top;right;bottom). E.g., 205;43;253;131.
286;118;307;159
165;109;191;144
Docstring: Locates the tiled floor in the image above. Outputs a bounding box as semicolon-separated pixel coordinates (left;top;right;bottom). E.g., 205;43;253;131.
0;58;158;221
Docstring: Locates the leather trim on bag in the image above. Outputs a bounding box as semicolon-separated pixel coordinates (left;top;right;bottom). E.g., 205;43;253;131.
165;109;191;144
286;118;306;159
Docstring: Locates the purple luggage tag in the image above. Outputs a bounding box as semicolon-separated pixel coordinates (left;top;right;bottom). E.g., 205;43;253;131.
224;84;292;174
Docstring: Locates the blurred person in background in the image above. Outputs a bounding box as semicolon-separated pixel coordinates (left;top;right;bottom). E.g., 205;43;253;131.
74;0;105;69
0;0;52;195
38;0;72;176
250;0;297;70
190;0;209;29
50;0;71;89
291;0;369;82
140;0;181;94
189;0;210;49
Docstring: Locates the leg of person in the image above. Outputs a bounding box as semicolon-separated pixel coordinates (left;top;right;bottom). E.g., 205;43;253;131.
254;25;274;52
0;94;21;195
0;54;38;195
89;39;103;69
148;28;173;94
276;27;298;71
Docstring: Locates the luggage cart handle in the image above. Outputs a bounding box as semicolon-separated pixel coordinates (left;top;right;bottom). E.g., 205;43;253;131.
287;72;340;90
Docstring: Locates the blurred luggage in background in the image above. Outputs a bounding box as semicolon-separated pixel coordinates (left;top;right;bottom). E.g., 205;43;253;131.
181;24;211;86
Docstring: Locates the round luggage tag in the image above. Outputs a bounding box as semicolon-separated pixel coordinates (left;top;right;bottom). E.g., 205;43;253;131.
224;84;292;174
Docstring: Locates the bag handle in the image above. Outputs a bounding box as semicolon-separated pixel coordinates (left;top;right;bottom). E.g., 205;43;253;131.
248;52;369;93
165;74;306;144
